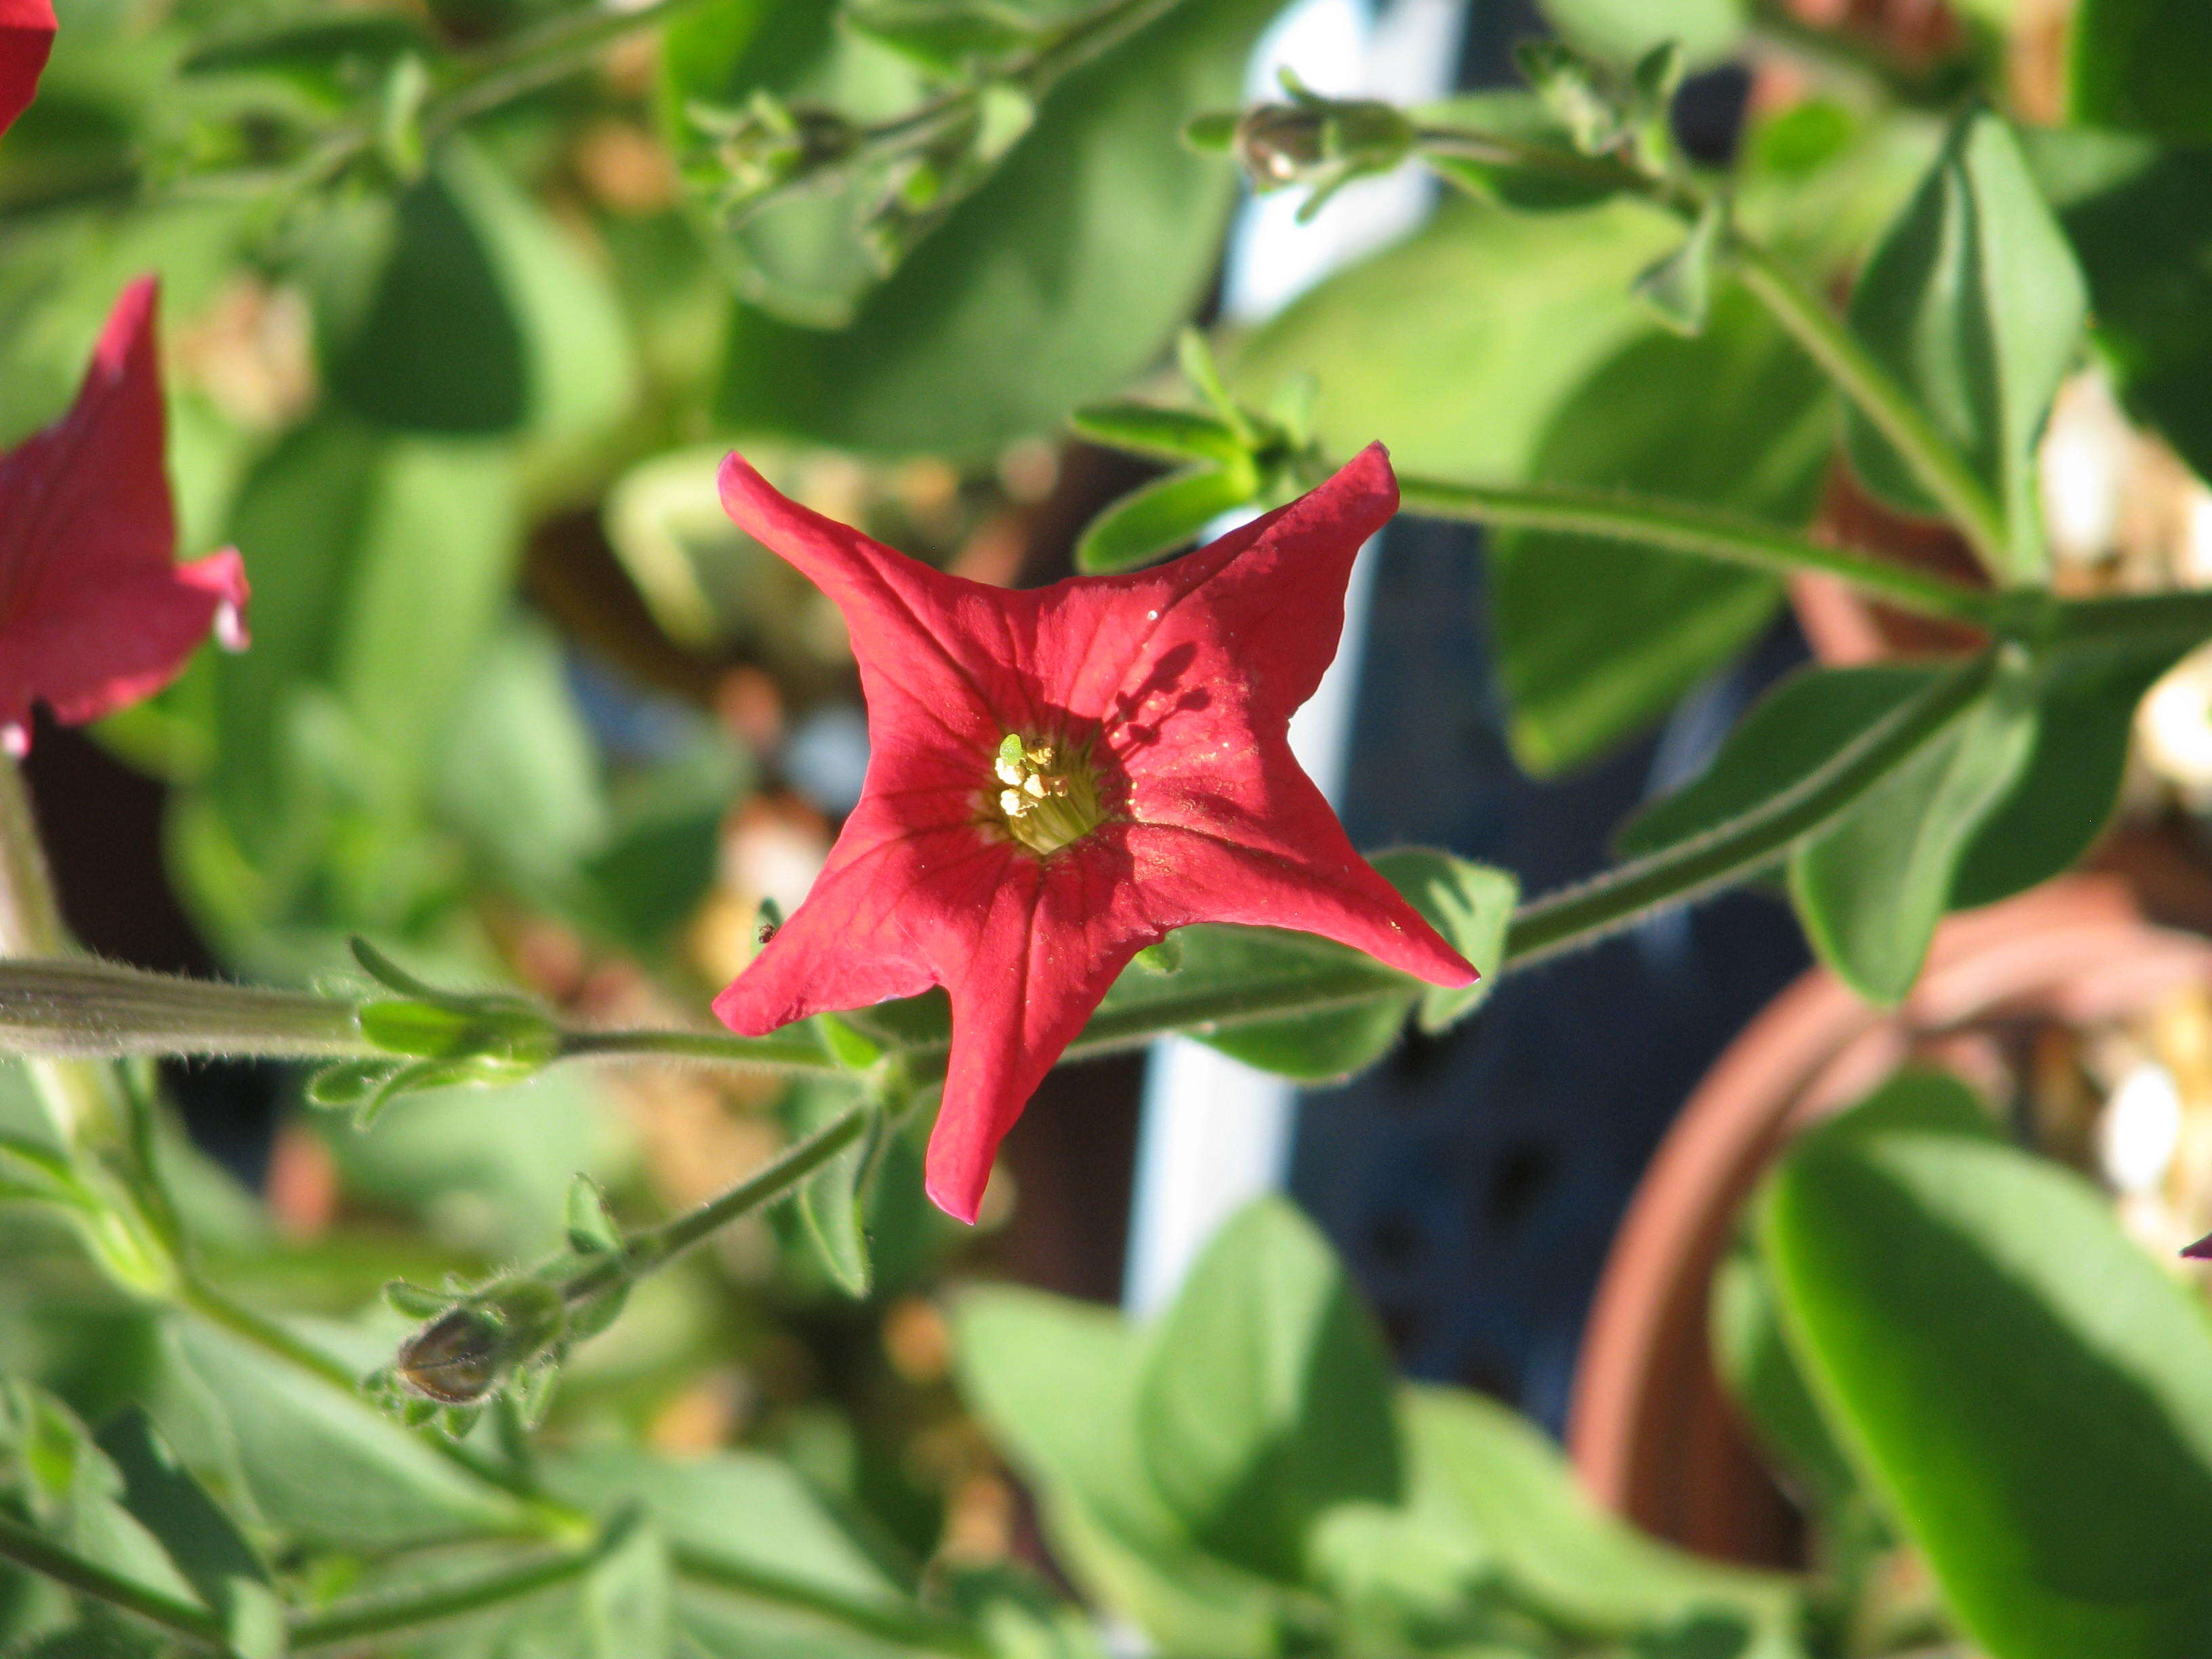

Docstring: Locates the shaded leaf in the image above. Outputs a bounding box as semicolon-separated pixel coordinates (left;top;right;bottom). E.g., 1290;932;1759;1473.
1760;1068;2212;1659
165;1322;523;1549
1844;110;2087;579
951;1286;1284;1654
1231;197;1675;482
92;1411;281;1659
2068;0;2212;145
1491;291;1830;775
1789;655;2038;1002
1136;1197;1401;1582
708;0;1286;457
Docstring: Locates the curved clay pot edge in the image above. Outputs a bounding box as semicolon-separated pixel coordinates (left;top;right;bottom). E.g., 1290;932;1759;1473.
1565;875;2209;1558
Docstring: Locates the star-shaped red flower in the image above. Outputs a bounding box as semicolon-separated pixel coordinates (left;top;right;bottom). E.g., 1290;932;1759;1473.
713;444;1476;1223
0;0;55;138
0;276;248;755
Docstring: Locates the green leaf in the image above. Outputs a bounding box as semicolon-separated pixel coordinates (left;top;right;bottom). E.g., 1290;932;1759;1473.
1075;464;1261;573
794;1089;874;1298
163;1322;525;1549
565;1175;623;1258
1402;1385;1801;1647
305;1059;392;1111
1136;1197;1401;1583
1368;848;1515;1033
92;1412;282;1659
1535;0;1748;70
1633;198;1723;335
2068;0;2212;144
2028;131;2212;487
951;1286;1284;1654
322;1065;624;1258
1789;654;2038;1003
1948;644;2175;908
586;1510;673;1659
708;0;1286;457
1491;291;1831;775
545;1445;926;1645
1069;401;1248;466
1710;1242;1860;1515
189;420;523;961
310;138;636;439
1844;110;2088;579
1618;663;1943;860
0;1385;201;1618
1230;197;1676;482
1759;1068;2212;1659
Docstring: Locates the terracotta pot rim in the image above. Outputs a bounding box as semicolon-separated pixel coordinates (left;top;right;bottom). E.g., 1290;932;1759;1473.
1565;874;2212;1561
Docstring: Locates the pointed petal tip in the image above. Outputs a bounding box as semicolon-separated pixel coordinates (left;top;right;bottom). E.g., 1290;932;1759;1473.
709;975;776;1039
91;274;160;380
923;1162;985;1227
2183;1232;2212;1261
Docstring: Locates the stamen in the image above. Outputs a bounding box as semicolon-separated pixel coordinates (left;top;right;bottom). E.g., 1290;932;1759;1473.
214;600;248;653
987;731;1104;855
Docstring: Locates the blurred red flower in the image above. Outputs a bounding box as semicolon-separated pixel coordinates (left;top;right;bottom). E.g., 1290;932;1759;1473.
0;0;54;137
0;278;248;756
714;444;1475;1223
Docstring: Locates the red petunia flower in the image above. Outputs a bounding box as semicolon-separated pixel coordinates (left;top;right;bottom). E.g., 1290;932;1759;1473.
0;276;248;756
713;444;1476;1223
0;0;55;138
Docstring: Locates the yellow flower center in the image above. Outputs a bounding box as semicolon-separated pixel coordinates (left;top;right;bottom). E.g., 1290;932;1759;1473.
990;733;1104;856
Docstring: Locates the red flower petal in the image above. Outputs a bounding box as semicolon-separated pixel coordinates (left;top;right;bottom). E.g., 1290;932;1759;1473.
0;0;54;138
712;446;1474;1224
0;277;250;742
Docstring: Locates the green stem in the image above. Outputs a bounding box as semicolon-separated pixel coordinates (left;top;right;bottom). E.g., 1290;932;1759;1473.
575;1104;874;1297
1727;237;2012;575
0;956;842;1074
422;0;719;140
289;1545;602;1649
562;1026;835;1071
1394;475;1995;623
2049;589;2212;652
1502;651;1997;968
0;1509;229;1650
1410;121;2012;577
743;0;1180;209
0;959;372;1060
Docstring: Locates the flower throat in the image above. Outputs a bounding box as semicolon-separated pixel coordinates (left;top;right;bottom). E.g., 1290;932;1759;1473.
991;733;1104;855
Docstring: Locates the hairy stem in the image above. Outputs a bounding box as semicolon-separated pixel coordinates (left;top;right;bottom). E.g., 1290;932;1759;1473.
567;1104;876;1305
1502;651;1997;968
1395;476;1995;623
0;959;372;1059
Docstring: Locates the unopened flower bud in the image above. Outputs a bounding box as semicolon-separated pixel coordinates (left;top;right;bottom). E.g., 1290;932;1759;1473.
1231;99;1414;194
395;1279;564;1405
